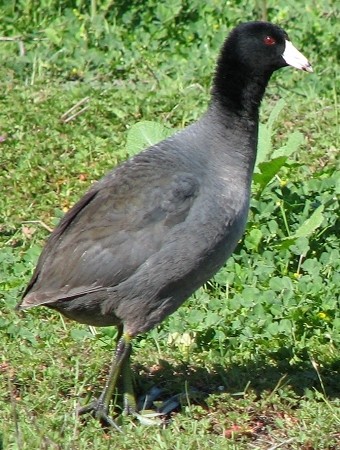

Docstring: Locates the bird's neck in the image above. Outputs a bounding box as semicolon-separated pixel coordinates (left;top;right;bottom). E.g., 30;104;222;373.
210;58;272;123
200;63;273;180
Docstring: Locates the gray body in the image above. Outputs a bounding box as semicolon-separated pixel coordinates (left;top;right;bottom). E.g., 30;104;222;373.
18;21;312;340
20;107;256;335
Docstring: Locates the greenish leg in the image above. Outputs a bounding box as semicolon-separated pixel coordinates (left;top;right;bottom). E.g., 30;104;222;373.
77;328;134;431
121;352;137;415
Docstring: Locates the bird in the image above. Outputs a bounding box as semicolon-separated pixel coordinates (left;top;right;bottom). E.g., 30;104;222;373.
17;21;312;429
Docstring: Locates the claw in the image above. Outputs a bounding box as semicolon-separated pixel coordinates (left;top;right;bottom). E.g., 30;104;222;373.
76;401;98;416
77;399;123;432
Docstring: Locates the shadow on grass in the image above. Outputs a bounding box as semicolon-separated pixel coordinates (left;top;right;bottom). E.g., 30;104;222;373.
133;351;340;404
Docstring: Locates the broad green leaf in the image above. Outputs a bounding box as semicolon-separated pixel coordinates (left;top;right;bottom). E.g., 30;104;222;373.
70;328;92;341
269;276;293;292
253;156;287;192
278;319;293;333
335;175;340;194
272;131;304;159
126;120;173;156
290;205;325;239
267;321;280;336
244;228;262;251
155;1;182;22
289;236;311;255
256;100;288;171
267;98;286;130
255;100;301;183
256;123;272;170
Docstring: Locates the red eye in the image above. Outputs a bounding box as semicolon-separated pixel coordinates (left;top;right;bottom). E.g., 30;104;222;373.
264;35;276;46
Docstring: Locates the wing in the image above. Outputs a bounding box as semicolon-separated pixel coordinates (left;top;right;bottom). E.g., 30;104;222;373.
19;152;200;308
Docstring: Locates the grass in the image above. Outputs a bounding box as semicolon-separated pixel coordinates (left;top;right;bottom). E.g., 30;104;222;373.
0;1;339;448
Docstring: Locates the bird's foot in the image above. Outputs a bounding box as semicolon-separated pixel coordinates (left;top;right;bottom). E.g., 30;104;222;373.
77;399;162;429
76;386;177;430
77;400;123;432
122;391;137;416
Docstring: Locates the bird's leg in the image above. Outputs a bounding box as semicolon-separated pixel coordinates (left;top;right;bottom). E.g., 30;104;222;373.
77;329;133;431
121;352;137;415
109;324;136;414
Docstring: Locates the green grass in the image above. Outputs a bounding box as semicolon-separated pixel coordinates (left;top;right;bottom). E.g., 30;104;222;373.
1;1;339;448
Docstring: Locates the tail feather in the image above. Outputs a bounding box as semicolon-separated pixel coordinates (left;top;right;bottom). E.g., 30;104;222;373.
17;284;106;310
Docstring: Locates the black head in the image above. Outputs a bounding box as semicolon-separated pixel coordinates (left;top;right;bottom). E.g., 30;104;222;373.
227;22;288;73
222;21;312;74
212;21;312;116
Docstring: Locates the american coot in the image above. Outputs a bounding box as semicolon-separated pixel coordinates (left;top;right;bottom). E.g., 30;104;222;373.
17;21;312;428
